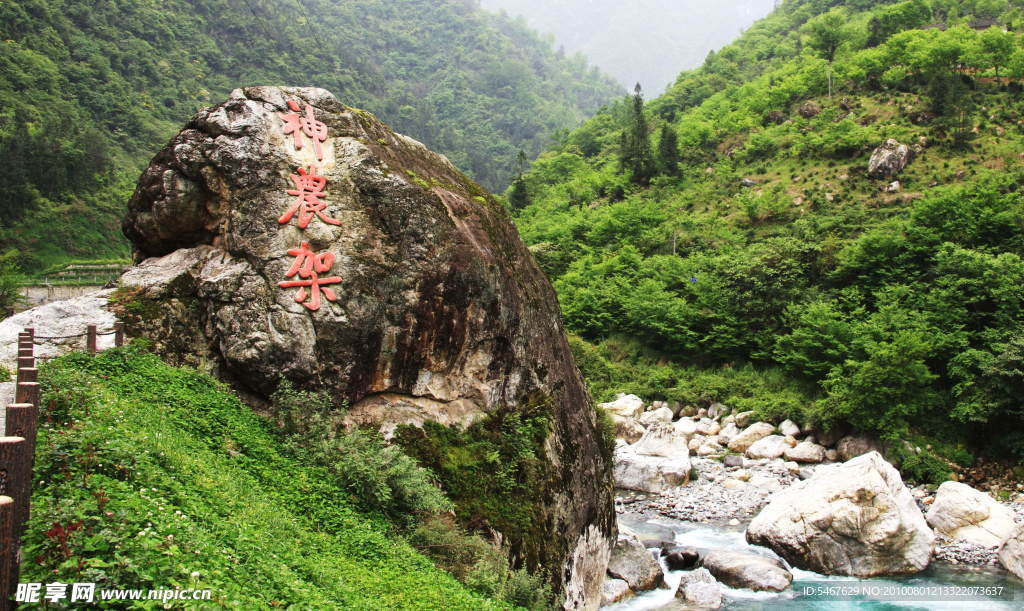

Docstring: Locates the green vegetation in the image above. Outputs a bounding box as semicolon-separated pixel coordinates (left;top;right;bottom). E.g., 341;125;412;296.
0;0;622;270
24;347;510;608
512;0;1024;469
393;398;555;575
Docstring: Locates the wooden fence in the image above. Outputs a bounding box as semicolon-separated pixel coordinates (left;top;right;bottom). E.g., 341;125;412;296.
0;323;124;608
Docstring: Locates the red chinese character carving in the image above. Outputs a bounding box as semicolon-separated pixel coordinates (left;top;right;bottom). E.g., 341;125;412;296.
279;166;341;229
278;241;342;311
280;100;329;161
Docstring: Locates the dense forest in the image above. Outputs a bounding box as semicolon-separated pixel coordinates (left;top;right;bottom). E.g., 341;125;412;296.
0;0;621;270
511;0;1024;480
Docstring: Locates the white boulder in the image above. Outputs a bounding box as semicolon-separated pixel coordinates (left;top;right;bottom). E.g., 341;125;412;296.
999;525;1024;580
614;445;691;493
600;394;645;419
746;435;792;460
727;422;775;453
784;441;827;464
639;406;674;426
632;422;687;457
746;452;935;576
925;481;1016;547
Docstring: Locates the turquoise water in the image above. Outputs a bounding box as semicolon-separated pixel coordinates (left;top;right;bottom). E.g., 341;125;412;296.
603;514;1024;610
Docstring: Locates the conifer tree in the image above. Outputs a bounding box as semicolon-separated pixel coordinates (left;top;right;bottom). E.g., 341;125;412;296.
657;124;680;177
619;83;655;184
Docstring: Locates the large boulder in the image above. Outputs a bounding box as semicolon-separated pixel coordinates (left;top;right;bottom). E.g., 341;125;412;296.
868;139;914;178
784;441;827;464
632;422;687;457
116;86;614;608
701;549;792;592
0;291;118;368
600;394;645;419
999;525;1024;580
614;444;691;493
639;406;674;426
926;482;1016;547
746;452;934;576
600;578;631;606
606;528;664;592
745;435;793;460
728;422;775;453
836;435;884;461
610;415;646;444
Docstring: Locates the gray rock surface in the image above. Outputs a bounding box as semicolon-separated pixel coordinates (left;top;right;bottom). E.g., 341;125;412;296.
784;441;827;464
868;138;914;178
600;577;631;606
926;481;1016;547
746;452;934;577
745;435;792;460
0;291;118;369
836;435;884;461
676;568;722;607
606;529;664;592
614;444;691;493
999;525;1024;580
117;86;613;608
701;549;792;592
727;422;775;453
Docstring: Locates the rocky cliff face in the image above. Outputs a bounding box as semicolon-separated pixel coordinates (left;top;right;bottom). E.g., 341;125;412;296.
117;86;614;608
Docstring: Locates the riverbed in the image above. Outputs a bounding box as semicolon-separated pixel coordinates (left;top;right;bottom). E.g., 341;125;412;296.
603;512;1024;610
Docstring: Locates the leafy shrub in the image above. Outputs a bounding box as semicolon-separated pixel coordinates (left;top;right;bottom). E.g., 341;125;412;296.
270;379;451;525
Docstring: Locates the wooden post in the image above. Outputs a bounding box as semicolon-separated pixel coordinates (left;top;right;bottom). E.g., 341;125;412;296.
87;324;97;355
114;322;125;347
14;368;35;387
14;383;38;409
5;405;37;474
23;328;33;340
0;437;30;542
0;495;15;609
16;348;31;360
15;357;33;373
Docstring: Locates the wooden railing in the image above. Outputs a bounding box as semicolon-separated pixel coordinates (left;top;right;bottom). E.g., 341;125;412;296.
0;324;124;608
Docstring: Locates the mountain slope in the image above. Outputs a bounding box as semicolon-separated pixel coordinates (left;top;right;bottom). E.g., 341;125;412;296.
512;0;1024;476
0;0;621;268
25;347;509;608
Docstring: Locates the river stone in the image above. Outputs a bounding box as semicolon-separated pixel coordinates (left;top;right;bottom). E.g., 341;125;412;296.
665;547;701;570
600;578;631;606
611;414;646;444
733;411;755;428
674;417;698;438
785;441;827;464
607;529;664;592
728;422;774;453
696;418;721;436
999;525;1024;580
697;440;724;456
708;402;727;419
614;444;691;493
723;454;745;468
836;435;884;461
746;452;934;576
676;568;722;608
778;419;801;438
639;406;674;426
117;86;614;608
598;577;626;605
601;394;645;419
701;549;792;592
745;435;791;459
632;422;687;457
926;481;1016;547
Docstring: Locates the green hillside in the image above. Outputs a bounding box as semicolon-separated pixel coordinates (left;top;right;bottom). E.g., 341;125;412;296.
512;0;1024;478
0;0;621;269
21;347;537;608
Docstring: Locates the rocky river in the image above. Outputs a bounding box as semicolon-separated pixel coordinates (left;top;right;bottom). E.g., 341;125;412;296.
598;394;1024;609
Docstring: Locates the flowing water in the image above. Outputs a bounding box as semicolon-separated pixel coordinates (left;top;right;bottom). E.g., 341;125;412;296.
602;513;1024;610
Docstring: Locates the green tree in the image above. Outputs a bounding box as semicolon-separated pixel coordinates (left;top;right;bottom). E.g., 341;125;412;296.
619;84;655;184
0;252;25;313
804;8;853;97
656;124;680;177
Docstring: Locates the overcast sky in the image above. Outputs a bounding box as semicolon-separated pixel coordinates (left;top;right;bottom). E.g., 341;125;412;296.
478;0;777;94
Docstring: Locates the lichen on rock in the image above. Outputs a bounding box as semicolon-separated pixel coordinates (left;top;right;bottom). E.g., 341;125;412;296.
119;86;614;608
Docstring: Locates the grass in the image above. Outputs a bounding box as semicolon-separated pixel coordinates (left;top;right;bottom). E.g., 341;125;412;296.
22;346;509;609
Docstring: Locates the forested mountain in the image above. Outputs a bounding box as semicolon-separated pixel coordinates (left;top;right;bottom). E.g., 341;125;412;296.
0;0;621;269
512;0;1024;478
479;0;776;94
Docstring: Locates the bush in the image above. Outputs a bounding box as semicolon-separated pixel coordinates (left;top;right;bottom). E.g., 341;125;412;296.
270;379;451;525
